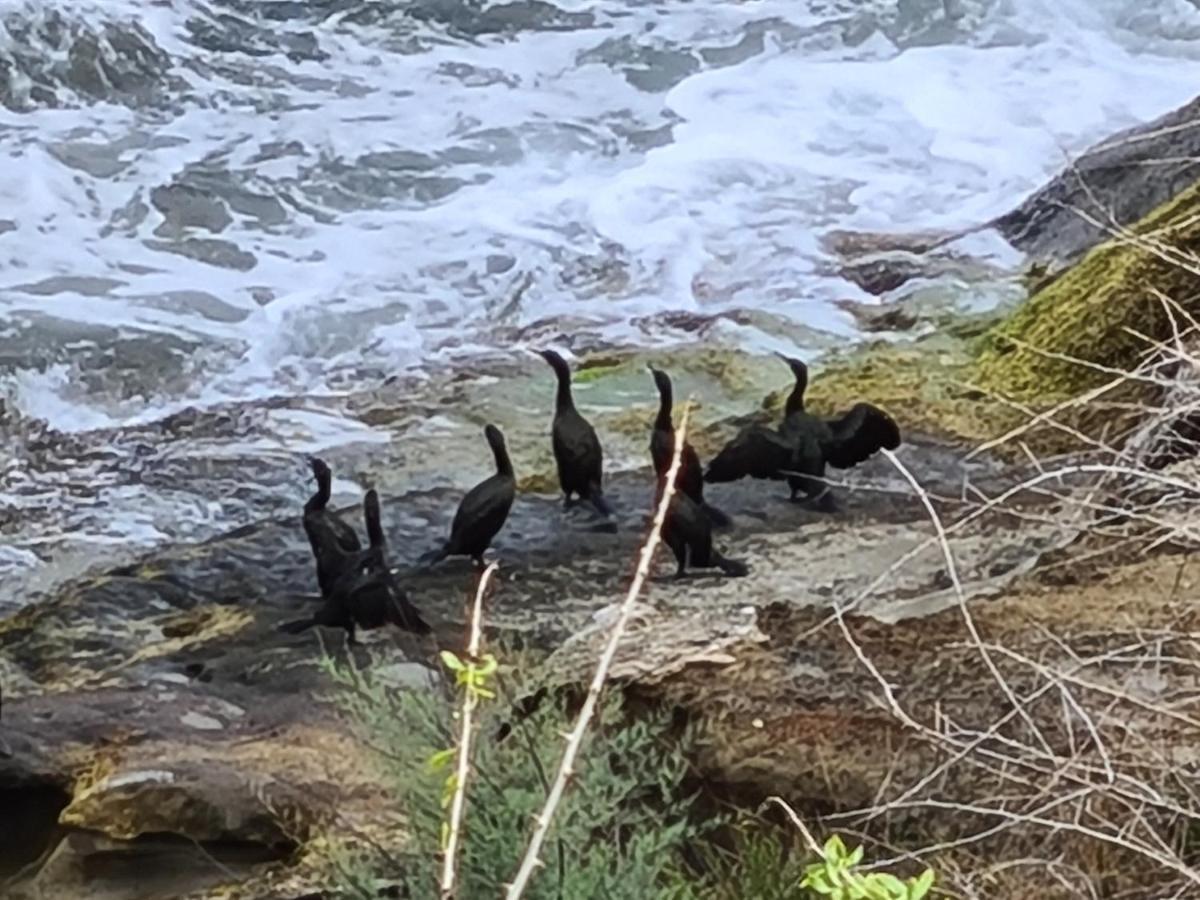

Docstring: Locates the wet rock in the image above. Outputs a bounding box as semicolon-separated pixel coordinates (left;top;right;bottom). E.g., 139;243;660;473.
579;36;701;93
47;140;132;179
823;228;958;259
826;224;1017;298
409;0;594;36
838;254;931;295
144;237;257;271
436;61;520;89
11;276;126;297
0;13;176;111
836;300;920;333
994;93;1200;269
183;12;327;64
151;185;234;235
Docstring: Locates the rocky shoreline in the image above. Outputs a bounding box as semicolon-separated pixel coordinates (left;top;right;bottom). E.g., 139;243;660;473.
6;93;1200;899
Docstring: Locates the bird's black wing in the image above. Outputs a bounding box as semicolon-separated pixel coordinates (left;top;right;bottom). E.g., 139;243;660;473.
329;511;362;554
704;425;797;483
822;403;901;469
449;474;515;552
554;410;604;485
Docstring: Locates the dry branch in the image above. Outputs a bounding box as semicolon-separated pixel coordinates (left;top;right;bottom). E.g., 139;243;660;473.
504;403;692;899
440;562;499;899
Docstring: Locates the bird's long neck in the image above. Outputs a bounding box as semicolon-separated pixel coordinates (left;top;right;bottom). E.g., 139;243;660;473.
313;471;331;508
654;381;674;431
784;372;807;417
553;367;574;412
492;439;514;479
366;508;385;550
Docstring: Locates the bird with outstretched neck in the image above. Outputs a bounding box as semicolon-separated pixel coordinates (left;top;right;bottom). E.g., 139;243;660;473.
705;352;900;510
538;348;614;521
282;489;430;644
421;424;515;568
648;366;730;527
303;457;362;597
658;482;748;578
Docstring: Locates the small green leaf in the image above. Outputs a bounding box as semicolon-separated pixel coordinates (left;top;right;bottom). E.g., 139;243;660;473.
477;654;498;676
440;651;465;672
472;686;496;700
426;748;455;772
870;873;907;897
847;844;865;867
909;869;935;900
825;835;847;861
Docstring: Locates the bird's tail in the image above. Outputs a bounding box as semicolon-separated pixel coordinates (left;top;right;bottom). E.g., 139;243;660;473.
586;483;614;519
278;617;316;634
713;553;749;578
701;502;732;529
418;545;449;568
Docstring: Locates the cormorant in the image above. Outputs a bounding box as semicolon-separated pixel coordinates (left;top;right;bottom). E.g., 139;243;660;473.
539;349;613;519
420;424;515;568
705;353;900;509
303;457;361;597
648;366;730;527
282;490;430;643
658;484;748;578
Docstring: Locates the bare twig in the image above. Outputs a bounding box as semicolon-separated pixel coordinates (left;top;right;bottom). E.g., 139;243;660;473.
504;403;691;899
440;562;499;900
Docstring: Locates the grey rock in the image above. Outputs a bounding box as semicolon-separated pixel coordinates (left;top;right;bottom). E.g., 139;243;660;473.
994;94;1200;269
144;237;257;271
151;185;234;235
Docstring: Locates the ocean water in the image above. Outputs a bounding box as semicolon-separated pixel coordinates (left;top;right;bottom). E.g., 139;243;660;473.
2;0;1200;607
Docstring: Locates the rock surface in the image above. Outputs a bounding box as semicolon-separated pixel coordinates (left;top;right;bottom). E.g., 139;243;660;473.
1;349;1077;898
994;94;1200;271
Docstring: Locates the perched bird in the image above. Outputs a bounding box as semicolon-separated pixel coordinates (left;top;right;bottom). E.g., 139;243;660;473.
282;490;430;644
705;353;900;510
303;457;361;597
658;486;748;578
648;366;730;527
421;424;516;568
539;349;613;519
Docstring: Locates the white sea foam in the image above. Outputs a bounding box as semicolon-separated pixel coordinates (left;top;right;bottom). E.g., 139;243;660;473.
3;0;1200;607
1;0;1198;433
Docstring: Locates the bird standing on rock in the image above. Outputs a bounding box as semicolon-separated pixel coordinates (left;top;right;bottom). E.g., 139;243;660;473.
648;366;730;527
658;485;748;578
421;424;515;568
282;490;430;644
705;353;900;510
539;349;614;522
303;457;361;597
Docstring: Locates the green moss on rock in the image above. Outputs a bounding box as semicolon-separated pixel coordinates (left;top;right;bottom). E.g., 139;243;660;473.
974;180;1200;403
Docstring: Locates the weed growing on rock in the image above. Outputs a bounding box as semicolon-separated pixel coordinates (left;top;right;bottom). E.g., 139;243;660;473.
330;654;707;899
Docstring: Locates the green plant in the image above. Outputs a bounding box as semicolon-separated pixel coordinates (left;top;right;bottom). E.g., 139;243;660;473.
801;836;934;900
329;650;709;900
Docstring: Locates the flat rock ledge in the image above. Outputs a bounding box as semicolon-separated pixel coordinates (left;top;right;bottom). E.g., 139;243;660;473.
0;426;1168;898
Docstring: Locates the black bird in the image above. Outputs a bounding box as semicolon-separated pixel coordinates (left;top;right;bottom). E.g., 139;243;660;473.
658;485;748;578
303;457;361;597
539;349;613;519
648;366;730;528
705;353;900;510
421;424;516;568
281;490;430;644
